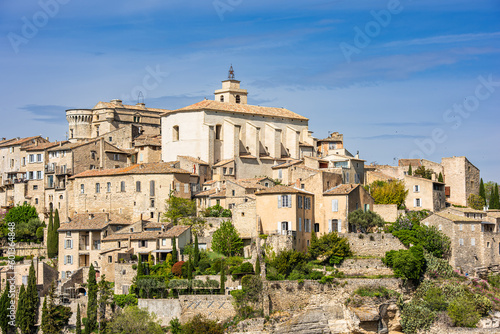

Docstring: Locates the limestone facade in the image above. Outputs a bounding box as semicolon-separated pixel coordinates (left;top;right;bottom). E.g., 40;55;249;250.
404;175;446;212
441;156;480;206
69;162;191;222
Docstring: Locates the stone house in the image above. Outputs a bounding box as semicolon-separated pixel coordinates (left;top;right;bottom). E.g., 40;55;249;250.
134;134;162;164
317;132;344;157
66;100;165;143
322;184;374;234
57;213;131;280
0;260;58;296
176;155;211;190
422;208;498;274
255;185;314;252
404;175;446;212
100;223;191;283
161;72;316;179
441;156;480;207
194;186;227;213
225;177;274;209
68;162;192;222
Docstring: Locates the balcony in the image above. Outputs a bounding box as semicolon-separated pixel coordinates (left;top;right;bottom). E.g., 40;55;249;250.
79;244;90;251
45;165;55;174
267;229;297;237
56;166;72;175
55;183;66;190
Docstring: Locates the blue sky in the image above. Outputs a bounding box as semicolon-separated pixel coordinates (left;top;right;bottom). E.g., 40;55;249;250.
1;0;499;182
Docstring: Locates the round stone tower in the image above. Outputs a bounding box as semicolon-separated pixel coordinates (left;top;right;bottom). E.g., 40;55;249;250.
66;109;93;142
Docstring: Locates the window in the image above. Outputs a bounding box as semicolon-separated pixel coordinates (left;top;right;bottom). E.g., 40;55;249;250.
64;255;73;265
33;185;38;190
113;154;120;161
471;225;475;232
96;125;99;136
150;199;155;208
95;183;100;193
314;223;320;233
220;96;224;102
278;195;292;208
140;240;147;248
136;181;141;192
80;184;85;194
298;196;303;209
28;171;34;180
134;116;140;123
35;198;38;205
37;154;42;162
329;219;340;233
93;240;101;250
228;167;233;174
22;157;26;166
64;240;73;249
29;154;35;163
459;238;464;246
232;190;236;196
278;169;283;179
331;199;338;212
414;185;420;192
305;219;311;233
414;198;421;207
176;183;180;192
173;126;179;141
150;180;155;196
108;256;113;263
305;197;311;210
329;143;337;150
235;95;241;103
364;204;370;212
91;151;96;159
120;181;126;192
109;136;113;142
471;238;475;246
66;231;71;237
184;184;189;193
107;182;111;193
298;218;302;231
459;224;463;231
150;211;154;218
223;167;227;175
215;125;222;140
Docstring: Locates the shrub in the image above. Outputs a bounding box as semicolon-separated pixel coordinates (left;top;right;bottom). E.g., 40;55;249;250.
269;249;308;278
423;287;448;311
308;232;352;265
354;286;394;298
390;246;425;280
171;261;185;277
448;295;481;327
198;258;211;273
113;294;138;308
400;300;436;334
307;271;324;280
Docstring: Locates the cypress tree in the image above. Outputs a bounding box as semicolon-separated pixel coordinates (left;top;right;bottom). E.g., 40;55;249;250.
0;280;11;334
53;209;60;257
408;164;412;176
41;297;48;334
47;209;54;258
220;261;225;295
137;255;144;277
26;260;39;332
438;172;444;183
187;258;193;281
479;179;486;202
76;304;82;334
490;187;496;209
86;264;98;334
255;256;261;276
172;236;178;264
16;285;28;334
494;184;500;210
193;234;200;268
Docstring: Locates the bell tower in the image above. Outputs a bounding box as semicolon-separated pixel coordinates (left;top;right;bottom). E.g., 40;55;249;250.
214;65;248;104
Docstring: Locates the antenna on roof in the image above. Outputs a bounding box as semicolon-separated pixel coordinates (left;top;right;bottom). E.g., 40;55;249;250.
228;64;235;80
137;91;144;104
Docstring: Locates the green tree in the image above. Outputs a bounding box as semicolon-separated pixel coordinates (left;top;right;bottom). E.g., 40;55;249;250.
212;220;243;256
193;234;200;268
270;249;308;277
220;261;226;295
489;186;496;209
369;180;408;208
2;203;41;241
187;258;193;281
98;276;113;332
388;245;425;280
255;256;261;276
468;194;485;211
3;202;38;224
106;306;163;334
162;195;196;224
413;166;432;180
479;178;486;202
76;304;82;334
16;285;29;334
0;280;11;334
86;264;98;334
172;236;178;264
137;255;144;276
47;209;55;258
493;184;500;209
52;209;60;257
26;261;39;332
438;172;444;183
408;164;412;176
41;282;72;334
308;232;352;265
176;314;224;334
347;209;385;233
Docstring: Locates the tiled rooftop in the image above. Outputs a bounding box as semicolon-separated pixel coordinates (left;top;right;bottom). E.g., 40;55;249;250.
324;184;359;195
58;213;130;231
71;162;190;178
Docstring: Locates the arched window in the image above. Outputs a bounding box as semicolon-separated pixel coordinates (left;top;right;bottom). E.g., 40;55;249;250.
173;126;179;141
220;96;224;102
235;95;241;104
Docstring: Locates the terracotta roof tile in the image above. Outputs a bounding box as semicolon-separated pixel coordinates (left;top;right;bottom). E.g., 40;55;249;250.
178;156;209;165
0;136;43;148
213;159;234;167
93;101;171;114
434;212;480;222
255;185;311;195
173;100;308;121
399;159;422;167
58;213;130;231
102;225;190;241
23;141;66;151
324;184;359;195
71;162;190;178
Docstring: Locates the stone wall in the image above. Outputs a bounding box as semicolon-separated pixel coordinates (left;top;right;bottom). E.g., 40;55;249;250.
232;200;257;239
114;263;136;295
340;233;406;257
13;242;47;257
335;258;393;276
138;295;236;326
373;204;398;223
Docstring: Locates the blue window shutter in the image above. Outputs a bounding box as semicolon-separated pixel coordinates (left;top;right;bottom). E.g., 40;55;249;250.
278;195;282;208
338;219;342;232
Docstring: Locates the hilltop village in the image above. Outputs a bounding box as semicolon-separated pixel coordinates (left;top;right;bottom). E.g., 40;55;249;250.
1;69;499;334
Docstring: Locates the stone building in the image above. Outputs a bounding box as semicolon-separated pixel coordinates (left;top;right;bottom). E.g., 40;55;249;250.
0;259;58;296
404;175;446;212
225;177;274;209
441;156;480;207
57;213;131;279
322;184;374;234
175;155;212;190
161;70;316;179
422;207;498;274
66;100;167;145
255;185;314;252
68;162;192;222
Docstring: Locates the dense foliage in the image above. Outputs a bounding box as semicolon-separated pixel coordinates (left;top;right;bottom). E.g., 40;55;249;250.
85;264;98;334
211;220;243;256
176;314;225;334
467;194;485;210
384;245;425;280
41;282;72;334
367;180;408;208
1;203;43;241
201;204;232;217
347;209;385;233
308;232;352;265
106;306;163;334
163;195;196;224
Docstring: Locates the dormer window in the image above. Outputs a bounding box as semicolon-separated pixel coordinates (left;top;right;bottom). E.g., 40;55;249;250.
235;95;241;104
220;96;224;102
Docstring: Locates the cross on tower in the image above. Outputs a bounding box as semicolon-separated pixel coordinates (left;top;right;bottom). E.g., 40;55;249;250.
228;65;235;79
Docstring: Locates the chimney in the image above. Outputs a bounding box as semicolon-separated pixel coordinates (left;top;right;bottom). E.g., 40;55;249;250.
45;137;49;141
140;213;143;221
89;213;94;220
105;212;110;222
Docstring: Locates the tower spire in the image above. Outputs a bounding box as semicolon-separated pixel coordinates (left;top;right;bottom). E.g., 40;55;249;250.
228;65;235;80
